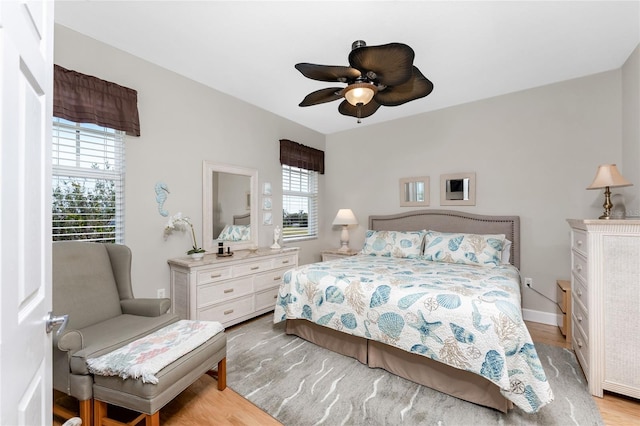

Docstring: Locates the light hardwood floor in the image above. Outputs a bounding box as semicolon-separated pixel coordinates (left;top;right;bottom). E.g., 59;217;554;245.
54;317;639;426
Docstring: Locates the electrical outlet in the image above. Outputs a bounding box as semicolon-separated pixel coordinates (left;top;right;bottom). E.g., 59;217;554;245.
157;288;166;299
524;277;533;287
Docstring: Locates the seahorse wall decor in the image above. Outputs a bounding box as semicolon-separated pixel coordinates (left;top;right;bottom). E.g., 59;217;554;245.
155;181;170;217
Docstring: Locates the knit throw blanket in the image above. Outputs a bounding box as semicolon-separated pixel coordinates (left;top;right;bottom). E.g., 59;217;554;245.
86;320;224;384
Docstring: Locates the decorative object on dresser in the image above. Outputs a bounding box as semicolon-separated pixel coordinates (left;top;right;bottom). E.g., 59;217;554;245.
168;247;298;327
271;225;281;249
440;172;476;206
399;176;430;207
586;164;632;219
164;212;206;259
321;247;359;261
567;219;640;399
332;208;358;252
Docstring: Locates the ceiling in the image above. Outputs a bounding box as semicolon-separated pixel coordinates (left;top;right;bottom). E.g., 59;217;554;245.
54;1;640;135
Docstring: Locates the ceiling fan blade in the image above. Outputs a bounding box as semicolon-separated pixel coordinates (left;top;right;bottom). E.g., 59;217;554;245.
348;43;415;87
374;66;434;107
338;99;381;118
299;87;344;107
295;63;361;82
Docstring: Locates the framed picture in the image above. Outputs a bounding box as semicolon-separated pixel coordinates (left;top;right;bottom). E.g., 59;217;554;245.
399;176;430;207
245;191;251;210
263;211;273;225
263;197;272;210
440;172;476;206
263;182;272;196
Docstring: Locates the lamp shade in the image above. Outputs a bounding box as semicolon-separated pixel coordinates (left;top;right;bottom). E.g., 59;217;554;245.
342;83;377;106
332;209;358;226
586;164;633;189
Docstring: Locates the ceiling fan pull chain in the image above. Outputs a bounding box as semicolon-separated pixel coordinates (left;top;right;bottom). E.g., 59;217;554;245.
356;102;363;124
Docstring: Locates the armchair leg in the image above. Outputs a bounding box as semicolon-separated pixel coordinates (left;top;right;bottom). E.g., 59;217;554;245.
79;399;93;426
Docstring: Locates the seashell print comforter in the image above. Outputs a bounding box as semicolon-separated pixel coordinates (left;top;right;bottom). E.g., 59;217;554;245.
274;255;554;413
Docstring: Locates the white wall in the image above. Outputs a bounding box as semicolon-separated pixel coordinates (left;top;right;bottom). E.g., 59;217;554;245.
622;43;640;217
324;70;624;316
54;25;326;298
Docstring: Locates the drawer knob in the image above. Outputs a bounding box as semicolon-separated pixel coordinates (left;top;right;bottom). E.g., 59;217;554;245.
577;314;583;322
576;265;582;272
577;289;583;297
282;260;290;264
224;309;234;315
211;274;222;278
576;240;583;246
250;266;260;271
273;295;277;299
273;276;281;281
223;288;234;294
577;338;583;348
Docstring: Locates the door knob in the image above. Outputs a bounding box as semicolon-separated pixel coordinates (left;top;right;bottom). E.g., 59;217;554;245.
46;312;69;335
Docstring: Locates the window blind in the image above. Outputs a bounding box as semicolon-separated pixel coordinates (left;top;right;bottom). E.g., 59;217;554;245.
52;117;125;243
282;165;318;240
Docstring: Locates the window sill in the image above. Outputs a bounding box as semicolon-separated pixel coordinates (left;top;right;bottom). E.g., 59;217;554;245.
283;235;317;243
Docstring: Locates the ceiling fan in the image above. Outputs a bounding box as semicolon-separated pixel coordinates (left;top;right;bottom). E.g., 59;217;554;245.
295;40;434;123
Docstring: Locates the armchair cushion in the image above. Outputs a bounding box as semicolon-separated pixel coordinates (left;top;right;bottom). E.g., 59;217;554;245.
69;313;179;375
120;298;171;317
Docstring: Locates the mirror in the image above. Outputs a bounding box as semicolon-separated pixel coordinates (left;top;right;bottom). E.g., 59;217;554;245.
202;161;258;252
440;172;476;206
399;176;430;207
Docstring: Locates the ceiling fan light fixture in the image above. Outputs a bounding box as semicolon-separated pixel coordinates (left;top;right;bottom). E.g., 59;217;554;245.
342;82;378;106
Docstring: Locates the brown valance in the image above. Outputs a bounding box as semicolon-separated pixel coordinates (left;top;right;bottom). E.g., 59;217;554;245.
53;65;141;136
279;139;325;174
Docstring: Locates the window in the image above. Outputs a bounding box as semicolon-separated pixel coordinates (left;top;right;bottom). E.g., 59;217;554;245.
52;117;125;243
282;165;318;241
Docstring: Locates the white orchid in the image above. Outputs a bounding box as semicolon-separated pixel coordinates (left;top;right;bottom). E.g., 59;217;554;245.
164;212;204;254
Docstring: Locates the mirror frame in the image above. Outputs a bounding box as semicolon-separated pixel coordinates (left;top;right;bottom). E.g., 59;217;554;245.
399;176;430;207
440;172;476;206
202;161;259;252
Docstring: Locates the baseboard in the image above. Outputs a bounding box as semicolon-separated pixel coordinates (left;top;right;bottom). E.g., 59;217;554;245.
522;308;560;326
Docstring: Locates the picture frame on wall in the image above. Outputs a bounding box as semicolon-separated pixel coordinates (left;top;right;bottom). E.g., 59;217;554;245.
263;211;273;225
440;172;476;206
263;197;272;210
263;182;272;196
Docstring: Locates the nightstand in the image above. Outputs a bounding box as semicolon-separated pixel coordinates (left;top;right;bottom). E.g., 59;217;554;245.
321;248;359;261
556;279;571;342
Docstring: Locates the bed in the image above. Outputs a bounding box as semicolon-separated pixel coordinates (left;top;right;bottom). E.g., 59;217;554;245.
274;210;553;413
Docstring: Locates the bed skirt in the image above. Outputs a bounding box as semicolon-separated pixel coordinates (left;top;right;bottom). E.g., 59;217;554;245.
285;319;512;413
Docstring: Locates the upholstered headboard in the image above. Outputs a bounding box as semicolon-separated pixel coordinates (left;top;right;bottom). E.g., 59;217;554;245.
233;212;251;226
369;209;521;269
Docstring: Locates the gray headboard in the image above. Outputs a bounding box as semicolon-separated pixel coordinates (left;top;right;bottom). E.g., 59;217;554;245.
369;209;520;269
233;212;251;226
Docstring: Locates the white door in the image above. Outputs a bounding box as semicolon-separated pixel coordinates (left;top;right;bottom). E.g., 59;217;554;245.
0;0;54;425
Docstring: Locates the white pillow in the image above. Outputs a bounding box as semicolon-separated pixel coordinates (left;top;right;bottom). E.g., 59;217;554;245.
423;231;505;267
501;239;512;264
360;229;427;258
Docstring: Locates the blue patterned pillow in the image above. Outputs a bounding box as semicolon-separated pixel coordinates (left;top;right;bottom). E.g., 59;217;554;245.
217;225;250;241
423;231;505;267
360;230;427;258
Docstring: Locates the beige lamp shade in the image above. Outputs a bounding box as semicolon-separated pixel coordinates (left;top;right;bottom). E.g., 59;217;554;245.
586;164;632;190
332;209;358;225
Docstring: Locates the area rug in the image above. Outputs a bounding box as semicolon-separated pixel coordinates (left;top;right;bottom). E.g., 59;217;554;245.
227;315;603;426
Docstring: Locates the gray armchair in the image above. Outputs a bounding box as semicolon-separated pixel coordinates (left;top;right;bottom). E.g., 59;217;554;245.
52;242;178;424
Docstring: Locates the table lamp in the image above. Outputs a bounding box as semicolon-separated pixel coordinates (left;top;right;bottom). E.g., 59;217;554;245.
586;164;632;219
332;209;358;251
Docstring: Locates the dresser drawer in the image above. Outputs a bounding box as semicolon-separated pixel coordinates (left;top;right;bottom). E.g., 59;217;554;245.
571;229;587;256
573;322;589;377
197;295;254;324
572;299;589;341
274;254;297;269
254;267;288;292
573;276;588;312
255;287;279;311
197;277;253;308
196;266;233;285
234;259;274;277
571;252;588;283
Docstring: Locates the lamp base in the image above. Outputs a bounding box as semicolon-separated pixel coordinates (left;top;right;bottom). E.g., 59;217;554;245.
338;226;350;252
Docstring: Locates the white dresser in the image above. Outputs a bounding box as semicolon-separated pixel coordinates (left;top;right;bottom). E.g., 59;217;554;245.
168;247;299;327
567;219;640;399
